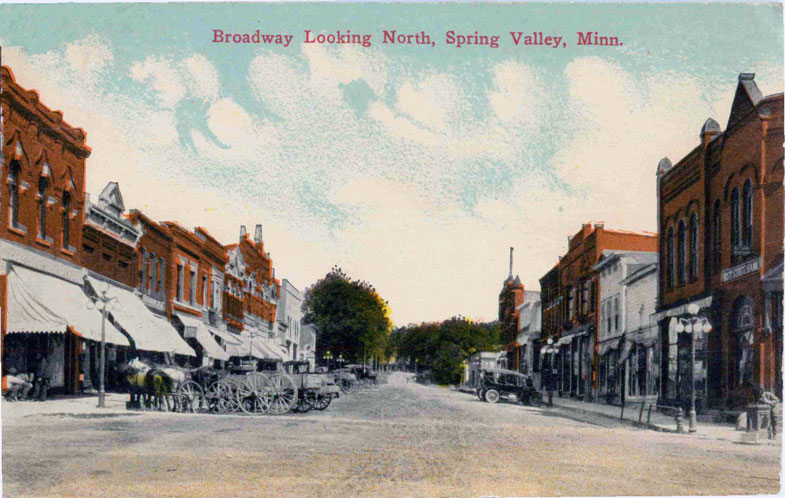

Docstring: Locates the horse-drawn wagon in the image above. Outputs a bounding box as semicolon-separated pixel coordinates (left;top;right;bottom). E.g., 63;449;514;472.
281;360;341;412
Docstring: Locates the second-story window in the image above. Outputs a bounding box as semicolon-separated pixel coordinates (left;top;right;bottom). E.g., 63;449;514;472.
613;296;620;332
158;258;165;294
149;254;156;291
140;250;147;289
677;221;686;286
731;186;741;249
689;213;698;282
667;227;675;289
37;177;48;239
8;161;21;229
712;200;721;273
742;179;753;248
202;275;208;306
189;269;197;305
61;191;71;248
176;264;184;301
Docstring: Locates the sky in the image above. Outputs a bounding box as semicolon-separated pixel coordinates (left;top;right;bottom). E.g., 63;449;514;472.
0;3;782;326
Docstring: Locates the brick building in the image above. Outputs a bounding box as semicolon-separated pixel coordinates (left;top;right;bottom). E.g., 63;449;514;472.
1;66;130;393
499;247;525;369
223;225;283;361
654;73;783;411
543;223;657;400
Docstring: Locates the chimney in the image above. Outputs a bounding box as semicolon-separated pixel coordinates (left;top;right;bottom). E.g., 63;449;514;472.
700;118;721;147
509;247;514;278
240;225;247;238
595;222;604;229
253;224;263;244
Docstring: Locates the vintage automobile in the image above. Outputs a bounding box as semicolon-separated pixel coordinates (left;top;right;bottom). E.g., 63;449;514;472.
477;368;541;406
346;364;378;386
281;360;341;412
331;368;359;393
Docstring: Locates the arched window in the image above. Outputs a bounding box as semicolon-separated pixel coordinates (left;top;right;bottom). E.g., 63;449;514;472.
731;186;740;249
677;221;686;285
62;191;71;248
8;161;20;228
712;200;721;273
689;213;698;281
37;177;48;239
742;179;753;248
666;227;674;289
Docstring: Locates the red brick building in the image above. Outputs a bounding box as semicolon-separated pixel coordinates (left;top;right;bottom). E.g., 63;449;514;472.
543;223;657;399
1;66;131;393
499;248;525;369
655;73;783;410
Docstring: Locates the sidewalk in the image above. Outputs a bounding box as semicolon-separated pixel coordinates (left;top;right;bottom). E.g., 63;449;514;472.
1;392;132;421
553;396;783;445
456;386;780;445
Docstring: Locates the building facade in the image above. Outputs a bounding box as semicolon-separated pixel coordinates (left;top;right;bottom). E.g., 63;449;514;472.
544;223;657;400
593;251;658;404
277;279;303;360
0;66;129;394
499;248;525;370
655;73;783;411
515;295;541;388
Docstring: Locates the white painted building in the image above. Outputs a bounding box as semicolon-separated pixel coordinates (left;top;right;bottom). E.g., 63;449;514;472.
276;279;303;361
593;250;657;403
516;293;542;387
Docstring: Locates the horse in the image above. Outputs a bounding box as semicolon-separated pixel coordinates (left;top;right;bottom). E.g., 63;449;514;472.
119;358;182;411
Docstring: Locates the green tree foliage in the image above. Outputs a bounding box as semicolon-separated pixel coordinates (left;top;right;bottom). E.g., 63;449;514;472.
392;317;502;384
302;266;392;364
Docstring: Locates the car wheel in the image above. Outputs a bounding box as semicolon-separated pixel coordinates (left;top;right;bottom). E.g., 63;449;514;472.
485;389;500;404
477;389;485;401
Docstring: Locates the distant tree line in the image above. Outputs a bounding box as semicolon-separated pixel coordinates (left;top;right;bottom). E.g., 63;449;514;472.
389;318;502;385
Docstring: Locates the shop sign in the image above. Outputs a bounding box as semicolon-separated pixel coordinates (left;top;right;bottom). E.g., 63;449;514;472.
721;257;761;283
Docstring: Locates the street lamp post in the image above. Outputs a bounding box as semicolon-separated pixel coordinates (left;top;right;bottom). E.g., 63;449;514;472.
325;351;333;370
674;303;713;433
87;286;119;409
543;337;560;407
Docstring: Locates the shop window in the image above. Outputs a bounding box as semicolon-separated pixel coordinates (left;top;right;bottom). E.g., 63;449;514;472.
677;221;686;285
689;213;698;282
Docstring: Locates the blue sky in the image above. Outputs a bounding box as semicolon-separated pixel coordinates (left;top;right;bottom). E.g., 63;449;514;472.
1;3;782;324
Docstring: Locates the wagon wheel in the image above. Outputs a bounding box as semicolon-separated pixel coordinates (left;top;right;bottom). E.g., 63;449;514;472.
294;390;317;413
264;373;298;415
339;379;353;394
221;379;242;413
237;373;270;415
207;381;232;414
178;381;205;413
313;393;332;411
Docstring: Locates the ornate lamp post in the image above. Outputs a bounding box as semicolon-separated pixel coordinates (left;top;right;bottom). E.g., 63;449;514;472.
87;285;120;409
543;337;560;407
325;350;333;369
674;303;712;433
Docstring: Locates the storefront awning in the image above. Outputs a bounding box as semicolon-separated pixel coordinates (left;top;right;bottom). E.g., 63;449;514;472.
598;336;623;356
206;325;243;346
6;266;129;346
652;295;713;322
85;276;195;356
253;337;286;360
174;313;229;361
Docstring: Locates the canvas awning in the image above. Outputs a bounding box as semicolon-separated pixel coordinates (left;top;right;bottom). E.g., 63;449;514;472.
6;266;129;346
252;337;286;361
206;325;243;346
598;336;623;356
620;326;658;362
174;313;229;361
85;276;195;356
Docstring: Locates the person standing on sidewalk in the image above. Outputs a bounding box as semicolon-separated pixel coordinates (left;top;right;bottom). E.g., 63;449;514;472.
32;353;53;401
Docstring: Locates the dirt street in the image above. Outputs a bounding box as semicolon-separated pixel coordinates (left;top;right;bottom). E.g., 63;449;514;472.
2;372;781;498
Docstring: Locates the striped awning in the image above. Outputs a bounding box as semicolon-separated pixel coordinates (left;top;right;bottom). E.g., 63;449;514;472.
6;266;129;346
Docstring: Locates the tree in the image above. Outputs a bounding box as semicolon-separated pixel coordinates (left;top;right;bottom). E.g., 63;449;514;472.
433;343;463;385
302;266;392;364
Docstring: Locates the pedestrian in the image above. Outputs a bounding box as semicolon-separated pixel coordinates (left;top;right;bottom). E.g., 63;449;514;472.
4;367;33;401
760;390;779;439
32;353;53;401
